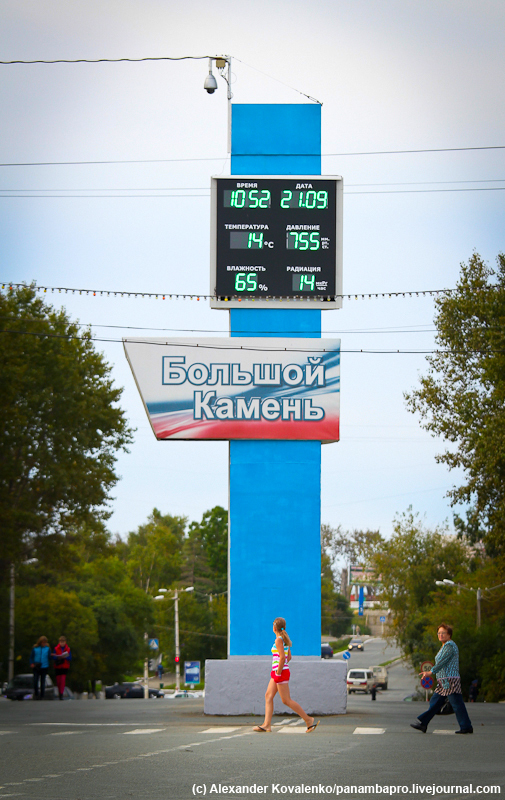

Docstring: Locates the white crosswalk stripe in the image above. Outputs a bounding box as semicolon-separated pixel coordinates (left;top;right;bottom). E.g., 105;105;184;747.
353;727;385;734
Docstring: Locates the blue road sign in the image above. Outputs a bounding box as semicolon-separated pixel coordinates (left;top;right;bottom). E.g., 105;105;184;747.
380;616;386;623
342;650;351;660
358;586;364;616
148;638;159;650
421;674;434;690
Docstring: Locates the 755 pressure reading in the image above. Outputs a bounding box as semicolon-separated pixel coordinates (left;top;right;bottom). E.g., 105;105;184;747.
286;231;320;250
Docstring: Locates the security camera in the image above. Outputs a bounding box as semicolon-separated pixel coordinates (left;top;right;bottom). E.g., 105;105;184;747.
204;71;218;94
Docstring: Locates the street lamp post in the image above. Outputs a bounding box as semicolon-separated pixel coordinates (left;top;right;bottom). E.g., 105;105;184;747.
155;587;194;691
435;579;505;628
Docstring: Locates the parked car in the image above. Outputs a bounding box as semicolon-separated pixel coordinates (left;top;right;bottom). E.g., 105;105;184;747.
321;643;334;659
348;639;364;651
370;665;388;689
105;682;140;699
346;668;375;694
5;674;56;700
123;685;164;699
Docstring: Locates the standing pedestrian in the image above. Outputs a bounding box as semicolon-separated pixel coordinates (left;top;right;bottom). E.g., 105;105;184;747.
468;680;479;703
410;623;473;734
252;617;319;734
30;636;51;700
52;636;71;700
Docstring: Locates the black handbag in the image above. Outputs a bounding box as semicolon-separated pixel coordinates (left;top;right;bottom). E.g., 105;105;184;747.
436;698;455;715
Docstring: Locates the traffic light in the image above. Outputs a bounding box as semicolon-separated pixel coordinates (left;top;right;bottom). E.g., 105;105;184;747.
148;659;154;671
174;655;180;664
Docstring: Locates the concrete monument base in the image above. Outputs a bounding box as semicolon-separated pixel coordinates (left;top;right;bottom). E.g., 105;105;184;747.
204;658;347;716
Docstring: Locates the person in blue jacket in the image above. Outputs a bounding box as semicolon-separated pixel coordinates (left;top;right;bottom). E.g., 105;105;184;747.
410;623;473;734
30;636;51;700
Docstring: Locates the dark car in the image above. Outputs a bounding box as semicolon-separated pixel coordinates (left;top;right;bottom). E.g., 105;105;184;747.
105;682;139;699
5;673;56;700
348;639;364;651
321;643;334;659
123;685;163;699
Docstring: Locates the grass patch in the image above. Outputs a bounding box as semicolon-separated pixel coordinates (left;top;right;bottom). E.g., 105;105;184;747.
328;637;351;653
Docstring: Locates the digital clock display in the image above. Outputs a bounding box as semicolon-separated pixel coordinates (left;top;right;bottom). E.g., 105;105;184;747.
210;175;343;309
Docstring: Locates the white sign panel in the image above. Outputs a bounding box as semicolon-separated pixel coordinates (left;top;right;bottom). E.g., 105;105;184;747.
124;337;340;443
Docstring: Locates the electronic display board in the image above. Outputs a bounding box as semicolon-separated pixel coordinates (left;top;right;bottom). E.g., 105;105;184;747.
210;175;343;309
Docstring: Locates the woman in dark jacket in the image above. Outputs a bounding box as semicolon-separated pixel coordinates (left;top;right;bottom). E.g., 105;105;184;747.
30;636;51;699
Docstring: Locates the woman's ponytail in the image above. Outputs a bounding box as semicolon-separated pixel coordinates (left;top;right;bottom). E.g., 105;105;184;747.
273;617;292;647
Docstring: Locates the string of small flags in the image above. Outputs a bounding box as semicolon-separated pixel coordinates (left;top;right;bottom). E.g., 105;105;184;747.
2;282;455;301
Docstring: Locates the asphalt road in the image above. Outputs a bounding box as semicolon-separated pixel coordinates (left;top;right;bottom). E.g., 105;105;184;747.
1;653;503;800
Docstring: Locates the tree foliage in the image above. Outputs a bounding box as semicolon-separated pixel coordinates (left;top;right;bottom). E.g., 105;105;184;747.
0;285;133;565
405;253;505;554
120;509;186;593
320;525;354;637
0;505;229;685
321;523;383;568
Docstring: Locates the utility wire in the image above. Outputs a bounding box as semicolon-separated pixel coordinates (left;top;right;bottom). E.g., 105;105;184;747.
0;157;228;167
1;145;504;168
0;316;436;334
2;179;504;191
0;55;212;64
2;328;503;356
1;187;504;197
0;315;436;334
233;56;321;105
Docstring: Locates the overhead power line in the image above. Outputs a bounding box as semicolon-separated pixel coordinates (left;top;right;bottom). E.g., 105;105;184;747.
1;186;503;197
0;55;211;65
2;327;503;356
1;179;505;191
1;145;504;168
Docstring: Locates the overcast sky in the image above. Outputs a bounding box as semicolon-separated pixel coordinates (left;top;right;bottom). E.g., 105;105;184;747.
1;0;504;541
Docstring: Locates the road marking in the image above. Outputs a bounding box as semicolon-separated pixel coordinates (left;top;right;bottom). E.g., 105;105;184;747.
0;728;259;790
31;722;141;726
273;718;293;726
49;731;85;736
0;732;15;735
353;727;385;734
288;718;305;726
200;727;242;734
123;728;166;735
432;730;455;735
278;727;309;734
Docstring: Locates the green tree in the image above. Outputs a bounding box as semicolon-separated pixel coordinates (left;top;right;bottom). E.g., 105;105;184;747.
14;586;98;687
196;506;228;594
321;523;383;569
371;508;484;691
321;525;354;637
0;285;133;565
405;253;505;555
122;509;186;592
74;555;154;686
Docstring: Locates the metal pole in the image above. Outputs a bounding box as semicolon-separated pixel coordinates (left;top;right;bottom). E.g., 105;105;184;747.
174;589;180;691
227;57;232;154
144;631;149;699
8;563;15;681
476;588;482;628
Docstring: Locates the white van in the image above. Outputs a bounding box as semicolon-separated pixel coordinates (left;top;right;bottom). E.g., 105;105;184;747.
370;665;388;690
346;669;375;694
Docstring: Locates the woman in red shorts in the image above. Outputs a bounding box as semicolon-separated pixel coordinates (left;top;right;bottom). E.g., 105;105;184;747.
253;617;319;734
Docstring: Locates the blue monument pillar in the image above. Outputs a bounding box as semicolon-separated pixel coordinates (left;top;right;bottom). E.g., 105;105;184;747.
229;104;322;658
204;105;347;716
